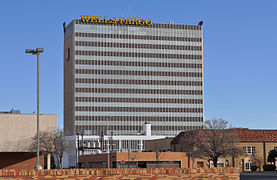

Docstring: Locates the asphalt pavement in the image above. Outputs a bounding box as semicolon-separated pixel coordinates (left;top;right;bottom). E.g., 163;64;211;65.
240;171;277;180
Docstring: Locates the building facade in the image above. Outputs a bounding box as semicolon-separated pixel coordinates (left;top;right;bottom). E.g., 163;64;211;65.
78;152;188;168
0;109;56;169
170;129;277;171
63;17;204;159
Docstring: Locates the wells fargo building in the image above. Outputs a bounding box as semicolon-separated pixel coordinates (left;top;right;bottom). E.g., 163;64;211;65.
64;16;204;149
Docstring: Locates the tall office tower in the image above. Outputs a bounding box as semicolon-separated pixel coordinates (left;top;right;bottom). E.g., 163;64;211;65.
64;17;204;155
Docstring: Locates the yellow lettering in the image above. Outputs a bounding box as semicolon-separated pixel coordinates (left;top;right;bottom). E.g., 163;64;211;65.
103;17;109;23
110;17;116;23
119;17;126;24
145;19;152;25
81;15;91;23
138;18;145;25
91;16;98;23
132;18;139;25
110;17;117;23
125;18;132;25
81;16;152;25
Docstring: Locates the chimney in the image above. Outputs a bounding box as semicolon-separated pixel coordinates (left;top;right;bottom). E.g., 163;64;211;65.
143;122;151;136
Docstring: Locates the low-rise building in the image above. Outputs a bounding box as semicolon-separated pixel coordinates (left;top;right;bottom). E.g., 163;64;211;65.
78;152;188;168
0;109;56;169
63;123;171;168
171;129;277;171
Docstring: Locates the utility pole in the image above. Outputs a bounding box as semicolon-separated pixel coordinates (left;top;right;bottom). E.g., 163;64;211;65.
156;150;159;168
76;132;79;168
107;136;110;168
128;147;130;168
25;48;44;169
101;127;104;151
111;131;114;152
81;131;84;155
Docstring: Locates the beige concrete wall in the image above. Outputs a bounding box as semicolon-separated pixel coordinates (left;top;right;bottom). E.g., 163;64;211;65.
0;114;56;151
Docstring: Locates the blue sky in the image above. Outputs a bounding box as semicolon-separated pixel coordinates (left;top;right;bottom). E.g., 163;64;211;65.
0;0;276;129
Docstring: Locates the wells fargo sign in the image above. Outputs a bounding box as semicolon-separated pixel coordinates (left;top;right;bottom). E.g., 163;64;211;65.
81;16;153;26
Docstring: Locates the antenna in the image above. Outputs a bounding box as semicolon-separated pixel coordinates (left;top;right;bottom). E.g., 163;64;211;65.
63;22;66;33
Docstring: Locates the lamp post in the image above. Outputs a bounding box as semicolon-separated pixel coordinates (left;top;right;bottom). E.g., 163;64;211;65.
25;48;44;169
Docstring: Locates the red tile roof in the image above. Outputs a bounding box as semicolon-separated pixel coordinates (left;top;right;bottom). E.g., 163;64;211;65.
171;129;277;144
234;129;277;142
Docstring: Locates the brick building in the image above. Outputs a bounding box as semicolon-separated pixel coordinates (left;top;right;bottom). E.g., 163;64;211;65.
78;151;188;168
170;129;277;171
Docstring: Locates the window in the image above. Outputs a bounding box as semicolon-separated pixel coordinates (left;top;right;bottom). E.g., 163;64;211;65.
243;146;255;154
274;147;277;151
197;162;204;168
88;161;106;167
66;48;70;61
245;163;255;171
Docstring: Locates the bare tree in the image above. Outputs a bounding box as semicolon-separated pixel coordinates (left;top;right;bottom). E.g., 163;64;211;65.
251;154;263;171
192;118;243;167
29;128;70;169
54;129;69;168
28;128;56;153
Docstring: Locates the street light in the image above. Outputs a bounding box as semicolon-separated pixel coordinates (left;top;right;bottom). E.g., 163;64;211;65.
25;48;44;169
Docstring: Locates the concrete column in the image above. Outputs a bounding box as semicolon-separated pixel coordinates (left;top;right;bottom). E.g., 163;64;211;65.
47;153;51;169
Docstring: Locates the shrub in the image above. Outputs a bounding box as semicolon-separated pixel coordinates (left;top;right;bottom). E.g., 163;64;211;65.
263;164;276;171
267;150;277;164
250;165;258;171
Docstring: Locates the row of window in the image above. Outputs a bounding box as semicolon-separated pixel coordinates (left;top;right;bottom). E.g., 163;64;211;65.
88;161;106;165
75;88;203;95
75;41;202;51
75;78;202;86
75;59;203;69
75;32;202;42
243;146;277;154
75;106;203;113
75;116;203;122
75;69;203;78
75;97;203;104
75;50;202;60
75;125;202;132
243;146;255;154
